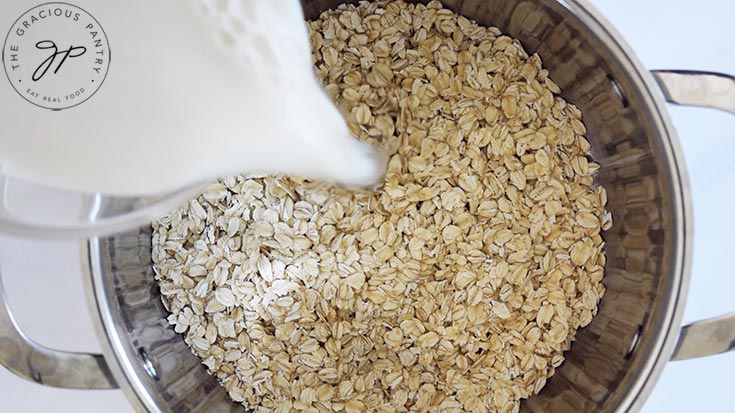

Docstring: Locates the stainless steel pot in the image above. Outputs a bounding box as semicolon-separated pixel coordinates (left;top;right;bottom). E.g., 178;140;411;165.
1;0;734;412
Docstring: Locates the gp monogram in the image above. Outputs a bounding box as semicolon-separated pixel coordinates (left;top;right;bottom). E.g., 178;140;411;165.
2;2;110;110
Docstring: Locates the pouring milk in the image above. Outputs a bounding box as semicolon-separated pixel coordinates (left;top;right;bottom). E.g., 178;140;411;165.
0;0;386;196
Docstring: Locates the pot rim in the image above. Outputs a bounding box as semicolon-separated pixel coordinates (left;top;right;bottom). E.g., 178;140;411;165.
81;1;693;412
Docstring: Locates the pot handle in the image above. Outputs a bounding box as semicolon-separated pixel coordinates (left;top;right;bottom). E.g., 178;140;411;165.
0;265;118;389
652;70;735;361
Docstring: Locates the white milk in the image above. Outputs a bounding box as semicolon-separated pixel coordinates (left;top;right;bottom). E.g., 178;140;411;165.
0;0;385;196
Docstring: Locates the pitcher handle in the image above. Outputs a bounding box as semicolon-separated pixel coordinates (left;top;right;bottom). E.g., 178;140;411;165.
652;70;735;360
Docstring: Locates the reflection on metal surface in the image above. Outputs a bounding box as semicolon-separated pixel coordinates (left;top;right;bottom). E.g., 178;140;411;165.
673;312;735;361
0;265;117;389
653;71;735;115
608;74;630;108
89;228;242;413
139;348;160;381
653;70;735;361
626;326;643;359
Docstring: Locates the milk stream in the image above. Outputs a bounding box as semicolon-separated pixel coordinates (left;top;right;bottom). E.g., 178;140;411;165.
0;0;386;196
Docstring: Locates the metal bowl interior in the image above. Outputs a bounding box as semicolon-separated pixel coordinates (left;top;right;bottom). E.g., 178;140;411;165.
85;0;690;412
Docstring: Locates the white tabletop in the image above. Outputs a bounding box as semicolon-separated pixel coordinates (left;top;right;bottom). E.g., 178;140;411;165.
1;0;734;412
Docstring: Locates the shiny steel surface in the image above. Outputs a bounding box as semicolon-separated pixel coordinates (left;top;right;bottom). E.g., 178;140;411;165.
651;70;735;361
672;311;735;361
1;1;733;412
0;265;117;389
84;228;238;413
653;71;735;115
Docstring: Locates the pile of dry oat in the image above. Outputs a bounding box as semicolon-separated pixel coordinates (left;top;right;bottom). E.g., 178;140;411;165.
153;1;611;412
